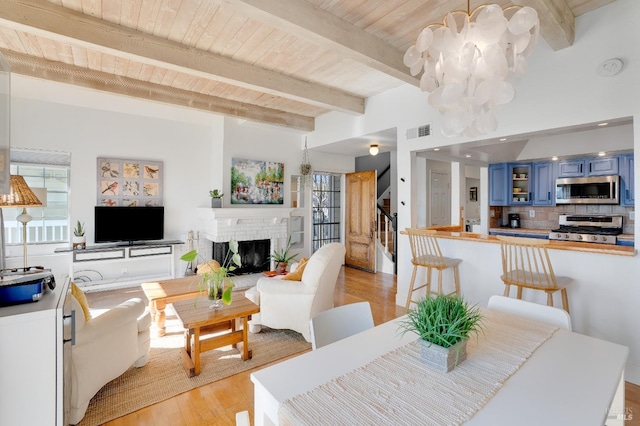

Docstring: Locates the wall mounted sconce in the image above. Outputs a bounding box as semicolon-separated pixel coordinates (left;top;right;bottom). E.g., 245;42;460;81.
369;144;379;156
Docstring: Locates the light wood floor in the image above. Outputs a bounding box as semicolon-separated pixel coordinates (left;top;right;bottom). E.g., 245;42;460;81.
88;267;639;426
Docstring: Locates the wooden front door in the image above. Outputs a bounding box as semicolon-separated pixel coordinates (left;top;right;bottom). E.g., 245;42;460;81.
345;170;377;272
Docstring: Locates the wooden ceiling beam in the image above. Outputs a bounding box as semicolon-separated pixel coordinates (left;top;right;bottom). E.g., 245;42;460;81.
212;0;420;86
512;0;575;50
0;0;363;115
2;49;315;131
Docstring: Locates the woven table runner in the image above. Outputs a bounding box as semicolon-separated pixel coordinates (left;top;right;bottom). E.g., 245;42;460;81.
279;309;558;426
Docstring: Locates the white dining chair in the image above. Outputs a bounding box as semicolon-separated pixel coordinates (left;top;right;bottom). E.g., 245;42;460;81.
488;295;572;330
309;302;375;350
235;410;250;426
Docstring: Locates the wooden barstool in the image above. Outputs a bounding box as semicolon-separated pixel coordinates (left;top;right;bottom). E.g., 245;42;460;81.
497;235;571;312
402;228;461;310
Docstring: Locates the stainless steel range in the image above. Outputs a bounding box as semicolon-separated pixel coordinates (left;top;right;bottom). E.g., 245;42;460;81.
549;214;623;244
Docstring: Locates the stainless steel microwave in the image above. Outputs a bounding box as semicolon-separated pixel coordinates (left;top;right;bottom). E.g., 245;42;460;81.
555;175;619;204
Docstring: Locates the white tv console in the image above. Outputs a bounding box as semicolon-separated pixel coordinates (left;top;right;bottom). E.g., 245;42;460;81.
55;240;184;291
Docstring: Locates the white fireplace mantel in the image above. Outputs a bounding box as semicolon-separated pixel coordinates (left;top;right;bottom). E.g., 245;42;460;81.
197;207;294;243
199;207;294;221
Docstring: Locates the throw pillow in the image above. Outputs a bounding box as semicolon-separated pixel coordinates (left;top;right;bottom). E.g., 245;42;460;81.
71;282;92;322
283;257;309;281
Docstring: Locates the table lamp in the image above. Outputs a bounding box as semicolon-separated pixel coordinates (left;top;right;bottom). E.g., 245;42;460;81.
0;175;43;269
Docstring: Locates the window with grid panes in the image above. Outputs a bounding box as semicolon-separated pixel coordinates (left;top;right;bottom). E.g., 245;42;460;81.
312;173;341;252
5;150;70;245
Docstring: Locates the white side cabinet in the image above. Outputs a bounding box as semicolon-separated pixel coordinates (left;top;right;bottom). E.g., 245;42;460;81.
0;279;71;425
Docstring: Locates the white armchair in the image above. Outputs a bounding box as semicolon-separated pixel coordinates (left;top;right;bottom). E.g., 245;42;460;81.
246;243;345;342
69;296;151;425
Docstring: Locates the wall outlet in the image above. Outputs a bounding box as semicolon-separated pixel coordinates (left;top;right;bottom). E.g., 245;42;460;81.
490;210;495;217
529;210;535;218
121;267;127;274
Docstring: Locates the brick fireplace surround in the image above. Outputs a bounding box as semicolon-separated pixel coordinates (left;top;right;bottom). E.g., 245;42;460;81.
197;207;294;269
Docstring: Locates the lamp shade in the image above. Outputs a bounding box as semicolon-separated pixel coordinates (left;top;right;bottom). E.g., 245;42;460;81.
0;176;43;208
369;144;379;156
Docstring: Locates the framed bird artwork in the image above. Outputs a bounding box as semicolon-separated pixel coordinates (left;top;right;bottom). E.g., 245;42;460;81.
97;157;163;207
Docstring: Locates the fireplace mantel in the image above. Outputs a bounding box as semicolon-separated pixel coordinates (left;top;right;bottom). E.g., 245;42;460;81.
198;207;294;222
197;207;293;243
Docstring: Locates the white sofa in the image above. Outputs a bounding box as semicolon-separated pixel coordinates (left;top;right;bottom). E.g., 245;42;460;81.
69;296;151;425
246;243;345;342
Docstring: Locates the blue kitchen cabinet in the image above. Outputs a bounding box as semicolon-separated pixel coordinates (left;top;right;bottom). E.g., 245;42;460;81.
588;156;618;176
532;162;554;206
557;159;584;177
489;163;508;206
558;156;619;177
620;154;634;206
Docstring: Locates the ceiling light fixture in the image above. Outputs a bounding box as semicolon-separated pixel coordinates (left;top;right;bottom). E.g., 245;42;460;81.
552;156;558;161
369;144;379;156
499;138;507;141
598;151;606;157
598;122;609;127
404;1;539;137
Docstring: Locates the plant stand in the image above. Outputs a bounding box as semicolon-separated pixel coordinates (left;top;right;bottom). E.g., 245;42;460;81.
418;338;468;372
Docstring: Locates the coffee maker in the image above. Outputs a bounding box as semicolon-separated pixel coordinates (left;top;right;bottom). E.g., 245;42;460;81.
508;213;521;229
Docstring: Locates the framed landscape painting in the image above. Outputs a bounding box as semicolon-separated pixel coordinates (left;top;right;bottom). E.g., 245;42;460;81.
231;158;284;204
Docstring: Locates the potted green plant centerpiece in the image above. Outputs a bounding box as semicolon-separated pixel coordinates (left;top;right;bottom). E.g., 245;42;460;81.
399;294;482;372
270;235;298;274
72;220;86;250
180;240;241;309
209;189;223;208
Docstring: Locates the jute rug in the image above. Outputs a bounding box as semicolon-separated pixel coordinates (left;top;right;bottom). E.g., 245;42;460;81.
78;303;311;426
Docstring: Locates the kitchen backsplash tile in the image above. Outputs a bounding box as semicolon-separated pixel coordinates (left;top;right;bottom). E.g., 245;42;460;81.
504;205;634;234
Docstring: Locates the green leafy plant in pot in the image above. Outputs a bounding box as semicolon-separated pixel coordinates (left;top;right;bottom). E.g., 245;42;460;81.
180;240;241;309
209;189;223;208
270;235;298;274
72;220;86;249
399;294;482;372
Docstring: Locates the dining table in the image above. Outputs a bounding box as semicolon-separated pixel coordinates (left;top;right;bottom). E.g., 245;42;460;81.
250;309;629;426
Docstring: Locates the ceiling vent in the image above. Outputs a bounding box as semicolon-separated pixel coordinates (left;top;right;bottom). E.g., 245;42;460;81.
406;124;431;140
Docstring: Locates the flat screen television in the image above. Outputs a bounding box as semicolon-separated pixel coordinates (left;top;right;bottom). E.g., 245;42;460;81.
94;206;164;244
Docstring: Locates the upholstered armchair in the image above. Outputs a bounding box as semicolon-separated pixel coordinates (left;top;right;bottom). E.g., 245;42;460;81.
246;243;345;342
69;296;151;425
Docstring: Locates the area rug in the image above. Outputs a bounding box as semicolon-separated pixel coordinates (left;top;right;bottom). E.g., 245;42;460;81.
78;304;311;426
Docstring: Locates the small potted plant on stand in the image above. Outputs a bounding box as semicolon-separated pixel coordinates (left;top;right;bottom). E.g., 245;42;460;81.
209;189;223;208
270;235;298;274
399;294;483;372
72;221;86;250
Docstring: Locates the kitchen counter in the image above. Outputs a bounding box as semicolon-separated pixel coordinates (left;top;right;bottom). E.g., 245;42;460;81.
433;230;635;257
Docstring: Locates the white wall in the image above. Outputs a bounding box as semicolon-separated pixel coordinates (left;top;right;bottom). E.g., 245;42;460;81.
7;77;354;283
309;0;640;384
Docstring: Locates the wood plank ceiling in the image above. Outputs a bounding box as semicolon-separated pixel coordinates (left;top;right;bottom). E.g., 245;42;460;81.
0;0;616;131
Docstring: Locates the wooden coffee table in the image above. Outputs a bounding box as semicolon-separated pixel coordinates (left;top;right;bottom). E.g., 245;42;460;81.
141;276;203;336
172;295;260;377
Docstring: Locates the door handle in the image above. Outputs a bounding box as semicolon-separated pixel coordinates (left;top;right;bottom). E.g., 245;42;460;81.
63;310;76;345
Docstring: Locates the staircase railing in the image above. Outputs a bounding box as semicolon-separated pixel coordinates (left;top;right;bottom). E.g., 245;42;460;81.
377;203;397;273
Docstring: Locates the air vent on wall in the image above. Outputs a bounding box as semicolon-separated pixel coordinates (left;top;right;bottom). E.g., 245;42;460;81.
406;124;431;140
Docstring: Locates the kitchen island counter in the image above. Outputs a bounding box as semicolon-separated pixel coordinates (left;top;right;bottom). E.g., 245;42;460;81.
429;229;636;257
